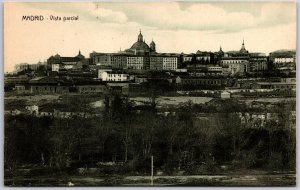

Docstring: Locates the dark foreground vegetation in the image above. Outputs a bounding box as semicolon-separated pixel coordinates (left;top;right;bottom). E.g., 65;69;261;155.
4;95;296;186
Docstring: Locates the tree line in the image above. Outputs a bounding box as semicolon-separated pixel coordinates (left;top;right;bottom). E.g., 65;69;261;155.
5;95;296;176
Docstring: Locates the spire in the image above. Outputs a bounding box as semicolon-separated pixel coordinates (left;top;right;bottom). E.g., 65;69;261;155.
150;38;156;52
218;45;224;55
150;38;155;45
240;38;248;53
76;49;84;59
138;29;143;42
242;38;245;48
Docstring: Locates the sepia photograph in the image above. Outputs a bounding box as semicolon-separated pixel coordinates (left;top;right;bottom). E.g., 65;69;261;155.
3;1;297;187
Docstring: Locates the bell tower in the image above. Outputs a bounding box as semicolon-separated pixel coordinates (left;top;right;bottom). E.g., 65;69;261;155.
138;29;143;42
150;39;156;52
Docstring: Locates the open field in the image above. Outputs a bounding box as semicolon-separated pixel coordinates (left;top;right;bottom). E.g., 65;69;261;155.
90;96;213;108
5;173;296;186
130;96;213;106
239;97;296;104
4;94;60;103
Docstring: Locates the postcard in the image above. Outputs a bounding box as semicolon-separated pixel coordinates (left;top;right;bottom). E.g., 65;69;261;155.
3;1;296;186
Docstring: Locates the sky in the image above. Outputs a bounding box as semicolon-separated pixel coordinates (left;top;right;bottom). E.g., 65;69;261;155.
4;1;296;72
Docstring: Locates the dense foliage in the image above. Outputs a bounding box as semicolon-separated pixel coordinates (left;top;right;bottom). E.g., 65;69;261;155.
4;96;296;176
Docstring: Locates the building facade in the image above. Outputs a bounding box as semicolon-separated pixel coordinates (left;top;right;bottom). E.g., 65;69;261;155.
150;56;164;70
162;56;178;70
47;51;86;70
100;71;129;82
127;56;149;70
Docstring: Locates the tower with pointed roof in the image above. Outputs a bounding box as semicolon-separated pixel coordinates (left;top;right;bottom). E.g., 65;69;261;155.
150;39;156;52
240;39;248;54
125;30;151;56
138;29;143;42
76;50;85;60
219;46;224;54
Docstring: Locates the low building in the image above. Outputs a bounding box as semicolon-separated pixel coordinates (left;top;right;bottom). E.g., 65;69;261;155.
25;105;39;115
14;62;46;72
47;51;87;70
249;54;268;72
255;81;296;90
39;107;54;117
135;76;148;83
207;66;222;72
107;83;129;95
29;77;71;94
91;53;111;66
221;57;249;75
76;84;107;94
191;71;223;77
128;83;147;94
221;91;231;99
182;54;194;63
269;50;296;70
98;69;113;80
52;64;60;72
31;85;70;94
175;76;223;87
14;85;26;93
100;71;129;82
5;76;30;87
195;51;215;64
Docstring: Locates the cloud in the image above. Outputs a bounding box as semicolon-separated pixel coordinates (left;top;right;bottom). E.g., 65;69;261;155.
25;2;296;33
96;2;296;32
4;2;296;72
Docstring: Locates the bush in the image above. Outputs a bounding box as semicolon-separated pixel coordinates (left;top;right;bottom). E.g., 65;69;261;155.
266;153;284;171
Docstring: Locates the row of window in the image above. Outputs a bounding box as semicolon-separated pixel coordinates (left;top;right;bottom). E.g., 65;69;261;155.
208;67;222;71
33;86;68;91
108;74;126;77
223;60;247;64
79;87;105;91
107;78;127;81
182;80;220;85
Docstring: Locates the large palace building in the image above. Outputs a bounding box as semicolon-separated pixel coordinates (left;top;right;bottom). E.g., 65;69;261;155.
47;30;272;75
89;30;180;71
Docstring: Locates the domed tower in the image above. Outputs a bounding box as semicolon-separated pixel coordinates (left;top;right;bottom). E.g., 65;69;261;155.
218;46;224;55
150;39;156;52
138;29;143;42
240;39;248;54
125;30;151;56
76;50;85;60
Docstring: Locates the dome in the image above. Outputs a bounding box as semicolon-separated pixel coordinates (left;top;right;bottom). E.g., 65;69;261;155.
130;41;150;51
76;50;85;59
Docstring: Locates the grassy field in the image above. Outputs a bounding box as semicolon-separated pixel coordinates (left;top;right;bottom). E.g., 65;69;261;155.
130;96;213;106
5;172;296;187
